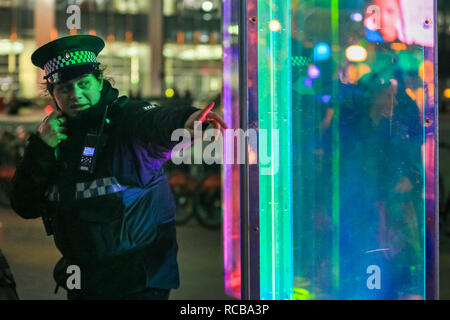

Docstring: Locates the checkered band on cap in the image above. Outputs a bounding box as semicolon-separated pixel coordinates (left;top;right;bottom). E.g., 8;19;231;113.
44;50;98;80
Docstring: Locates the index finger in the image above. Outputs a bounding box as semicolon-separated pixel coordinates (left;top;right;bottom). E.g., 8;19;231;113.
198;102;215;122
217;116;228;130
206;114;228;130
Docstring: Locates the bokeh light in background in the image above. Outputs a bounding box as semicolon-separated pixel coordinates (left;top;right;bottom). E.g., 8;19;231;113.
350;12;363;22
419;60;435;83
201;1;214;12
269;20;282;32
165;88;175;98
444;88;450;99
303;78;313;88
321;95;332;104
44;105;53;115
308;65;321;79
345;45;368;62
314;42;331;61
391;43;408;51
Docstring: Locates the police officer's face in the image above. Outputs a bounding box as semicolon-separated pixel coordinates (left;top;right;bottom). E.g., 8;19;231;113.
52;74;103;118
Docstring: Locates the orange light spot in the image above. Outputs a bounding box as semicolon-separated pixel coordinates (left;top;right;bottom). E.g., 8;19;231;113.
193;31;200;44
50;28;58;40
357;63;371;79
347;65;359;84
210;32;217;45
419;60;434;84
390;43;407;51
406;88;417;101
444;88;450;99
125;31;133;43
45;105;53;115
177;31;184;44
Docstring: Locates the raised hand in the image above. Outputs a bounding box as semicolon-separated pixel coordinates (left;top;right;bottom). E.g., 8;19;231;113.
184;102;228;140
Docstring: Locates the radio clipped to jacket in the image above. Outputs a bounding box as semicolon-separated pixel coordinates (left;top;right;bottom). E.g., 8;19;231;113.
79;100;114;174
79;133;102;174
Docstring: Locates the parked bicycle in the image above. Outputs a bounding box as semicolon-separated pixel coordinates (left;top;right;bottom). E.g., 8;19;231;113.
166;163;222;230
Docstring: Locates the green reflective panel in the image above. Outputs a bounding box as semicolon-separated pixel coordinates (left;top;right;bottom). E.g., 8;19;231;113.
258;0;294;300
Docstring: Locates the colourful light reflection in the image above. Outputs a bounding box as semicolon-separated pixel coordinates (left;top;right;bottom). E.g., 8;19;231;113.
308;65;321;79
269;20;282;32
314;43;331;61
165;88;175;98
303;78;313;88
444;89;450;99
321;95;332;104
225;0;435;301
222;0;241;300
345;45;368;62
45;105;53;115
258;0;293;300
350;13;363;22
292;287;313;300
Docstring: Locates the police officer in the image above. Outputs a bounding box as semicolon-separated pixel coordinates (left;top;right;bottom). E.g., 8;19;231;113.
9;35;227;300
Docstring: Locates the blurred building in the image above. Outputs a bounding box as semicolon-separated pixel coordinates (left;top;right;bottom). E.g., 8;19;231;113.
164;0;222;103
0;0;222;106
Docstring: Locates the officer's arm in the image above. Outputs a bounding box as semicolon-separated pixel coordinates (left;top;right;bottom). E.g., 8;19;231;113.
127;103;200;150
10;134;56;219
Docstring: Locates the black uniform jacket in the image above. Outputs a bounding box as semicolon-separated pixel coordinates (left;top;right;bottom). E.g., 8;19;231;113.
10;81;199;298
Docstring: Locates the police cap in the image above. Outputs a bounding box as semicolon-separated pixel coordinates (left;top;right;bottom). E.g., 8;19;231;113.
31;35;105;84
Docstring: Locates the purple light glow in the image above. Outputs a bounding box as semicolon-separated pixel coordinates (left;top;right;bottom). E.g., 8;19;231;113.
321;95;332;103
222;0;241;300
308;65;321;79
303;78;313;88
350;13;363;22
